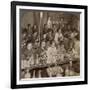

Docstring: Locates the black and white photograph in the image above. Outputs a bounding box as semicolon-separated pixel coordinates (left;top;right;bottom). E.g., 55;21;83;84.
11;1;87;89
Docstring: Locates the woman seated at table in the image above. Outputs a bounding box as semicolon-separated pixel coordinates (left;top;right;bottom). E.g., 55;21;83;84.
46;40;57;64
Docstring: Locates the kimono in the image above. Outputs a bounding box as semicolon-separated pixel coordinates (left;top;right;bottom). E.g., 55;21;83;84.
39;48;47;65
72;40;80;59
47;18;52;29
54;32;63;44
21;47;35;70
28;55;34;65
21;60;30;69
57;45;66;62
46;46;57;64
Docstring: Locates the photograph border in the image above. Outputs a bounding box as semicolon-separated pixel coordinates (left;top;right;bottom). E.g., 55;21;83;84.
11;1;88;89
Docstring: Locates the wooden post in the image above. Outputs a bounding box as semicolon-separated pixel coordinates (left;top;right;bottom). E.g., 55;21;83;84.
69;60;73;76
38;70;41;78
32;70;36;78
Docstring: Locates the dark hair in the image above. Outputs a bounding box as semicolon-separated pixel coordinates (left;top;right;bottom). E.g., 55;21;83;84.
22;28;28;34
26;39;32;46
75;33;80;40
27;24;31;27
48;28;53;33
57;28;62;33
44;24;47;27
50;40;55;45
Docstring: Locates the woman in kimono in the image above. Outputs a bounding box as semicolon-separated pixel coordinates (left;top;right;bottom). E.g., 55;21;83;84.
46;41;57;64
47;17;52;29
54;28;64;45
39;41;47;65
46;41;64;77
39;41;49;77
57;43;66;62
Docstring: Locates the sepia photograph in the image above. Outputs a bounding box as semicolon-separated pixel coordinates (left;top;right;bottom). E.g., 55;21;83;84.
11;1;87;89
20;10;80;79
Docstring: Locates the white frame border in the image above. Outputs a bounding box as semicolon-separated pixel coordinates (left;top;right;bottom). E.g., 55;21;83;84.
16;5;85;85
